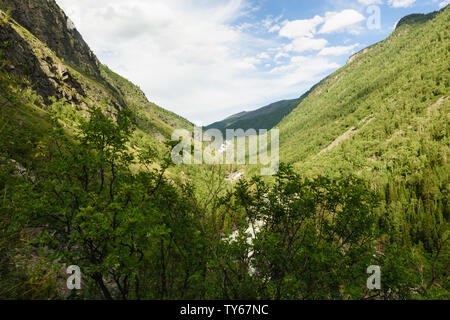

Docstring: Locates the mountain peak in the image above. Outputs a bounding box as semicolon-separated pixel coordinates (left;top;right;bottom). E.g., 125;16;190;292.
395;10;441;30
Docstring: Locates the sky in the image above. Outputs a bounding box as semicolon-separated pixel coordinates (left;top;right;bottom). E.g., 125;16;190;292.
55;0;449;125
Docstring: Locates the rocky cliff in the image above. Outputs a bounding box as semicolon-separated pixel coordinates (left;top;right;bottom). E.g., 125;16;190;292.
0;0;191;146
0;0;100;79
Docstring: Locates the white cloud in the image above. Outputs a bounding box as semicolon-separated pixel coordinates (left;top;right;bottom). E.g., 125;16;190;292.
274;52;290;60
318;44;360;56
55;0;342;124
387;0;416;8
357;0;383;5
318;10;366;34
56;1;374;124
235;57;261;70
285;37;328;53
279;16;324;39
278;9;364;57
257;52;270;60
268;25;281;33
270;56;339;78
262;15;283;32
439;0;450;8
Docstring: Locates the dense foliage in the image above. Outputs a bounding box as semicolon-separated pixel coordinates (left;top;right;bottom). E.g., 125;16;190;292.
0;98;447;299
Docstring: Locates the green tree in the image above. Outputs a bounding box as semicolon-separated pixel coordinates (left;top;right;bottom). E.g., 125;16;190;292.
218;164;381;299
12;106;191;299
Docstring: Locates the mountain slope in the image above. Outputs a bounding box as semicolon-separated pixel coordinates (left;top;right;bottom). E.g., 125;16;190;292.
277;6;449;169
0;0;191;155
269;6;449;254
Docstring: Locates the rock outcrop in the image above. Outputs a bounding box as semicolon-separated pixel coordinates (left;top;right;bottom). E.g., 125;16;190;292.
0;0;100;79
0;0;191;145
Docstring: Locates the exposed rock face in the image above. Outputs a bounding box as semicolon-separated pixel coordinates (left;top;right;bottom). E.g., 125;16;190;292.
0;0;192;142
0;0;100;79
347;47;371;65
0;16;62;101
0;6;123;113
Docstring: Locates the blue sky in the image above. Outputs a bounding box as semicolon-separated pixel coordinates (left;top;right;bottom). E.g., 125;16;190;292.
55;0;449;125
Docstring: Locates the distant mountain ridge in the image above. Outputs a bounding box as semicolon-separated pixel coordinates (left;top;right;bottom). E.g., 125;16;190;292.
205;97;304;134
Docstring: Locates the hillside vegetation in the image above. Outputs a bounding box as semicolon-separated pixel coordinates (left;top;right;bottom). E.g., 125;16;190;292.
268;6;449;296
0;0;192;154
0;0;448;300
